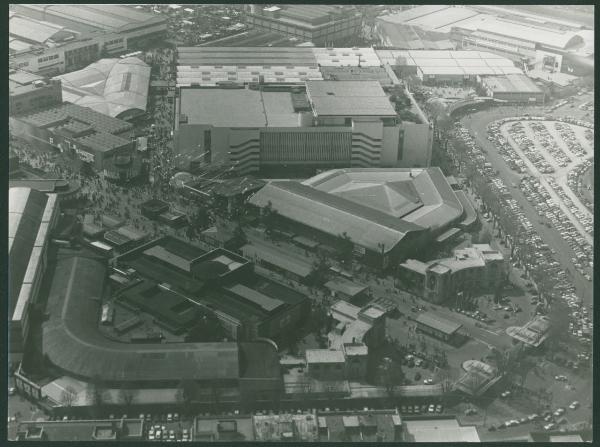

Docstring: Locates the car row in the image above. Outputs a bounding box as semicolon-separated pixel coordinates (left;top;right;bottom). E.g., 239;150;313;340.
506;121;555;173
567;158;594;212
399;404;443;415
450;121;583;335
546;176;593;236
529;121;573;166
148;425;191;442
520;177;592;270
577;101;594;113
553;122;588;158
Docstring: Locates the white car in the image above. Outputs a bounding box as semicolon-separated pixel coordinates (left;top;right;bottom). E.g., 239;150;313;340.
544;423;557;431
569;401;580;410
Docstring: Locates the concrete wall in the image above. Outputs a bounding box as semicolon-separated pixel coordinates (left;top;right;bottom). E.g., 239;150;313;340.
399;122;432;167
9;81;63;116
380;124;401;166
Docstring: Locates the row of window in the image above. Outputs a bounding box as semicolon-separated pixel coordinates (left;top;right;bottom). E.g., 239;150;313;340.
105;38;124;45
38;54;59;63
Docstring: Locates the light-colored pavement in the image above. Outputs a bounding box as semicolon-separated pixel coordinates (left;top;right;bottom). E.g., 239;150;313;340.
499;123;593;244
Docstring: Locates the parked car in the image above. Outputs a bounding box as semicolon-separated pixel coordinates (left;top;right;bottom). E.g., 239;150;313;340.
569;401;580;410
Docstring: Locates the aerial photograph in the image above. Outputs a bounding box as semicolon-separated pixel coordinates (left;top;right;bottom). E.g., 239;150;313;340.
7;3;593;443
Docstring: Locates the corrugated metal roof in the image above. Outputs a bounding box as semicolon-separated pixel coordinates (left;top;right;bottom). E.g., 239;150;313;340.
9;15;66;44
177;46;317;66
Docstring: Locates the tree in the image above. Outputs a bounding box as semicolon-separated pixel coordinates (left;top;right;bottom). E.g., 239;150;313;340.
309;256;330;286
260;201;279;235
119;387;137;408
546;300;571;351
61;385;78;408
176;379;198;411
232;224;247;246
336;232;354;266
185;312;227;342
478;229;492;244
379;357;402;398
86;375;105;416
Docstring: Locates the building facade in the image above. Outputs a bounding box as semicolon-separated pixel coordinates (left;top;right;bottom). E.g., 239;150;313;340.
399;244;505;303
174;81;433;175
249;168;465;268
9;188;60;356
9;103;142;181
245;5;362;46
9;74;63;116
9;4;167;75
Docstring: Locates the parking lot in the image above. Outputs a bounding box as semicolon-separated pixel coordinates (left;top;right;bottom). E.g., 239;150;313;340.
486;117;593;276
449;119;592;348
491;118;593;239
459;105;593;304
143;413;193;442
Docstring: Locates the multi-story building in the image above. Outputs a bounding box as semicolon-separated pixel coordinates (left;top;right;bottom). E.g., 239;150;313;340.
174;80;433;175
9;4;167;75
9;188;59;357
9;103;142;181
9;71;63;116
245;5;362;46
398;243;505;303
174;46;438;172
304;301;387;382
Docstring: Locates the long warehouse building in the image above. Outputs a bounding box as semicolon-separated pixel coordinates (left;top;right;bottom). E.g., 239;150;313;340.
9;4;166;75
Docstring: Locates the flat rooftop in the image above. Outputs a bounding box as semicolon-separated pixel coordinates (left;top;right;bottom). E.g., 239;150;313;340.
483;73;543;93
10;4;166;34
241;242;313;278
178;88;301;127
177;46;318;67
416;312;462;335
306;80;396;117
18;103;132;136
404;418;480;442
306;349;346;364
376;49;523;76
